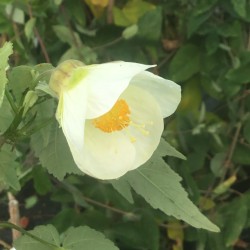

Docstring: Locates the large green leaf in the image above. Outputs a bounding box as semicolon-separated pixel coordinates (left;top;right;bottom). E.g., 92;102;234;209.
0;144;20;190
31;120;82;180
14;225;61;250
0;41;13;107
122;153;219;232
110;178;134;204
62;226;119;250
14;225;119;250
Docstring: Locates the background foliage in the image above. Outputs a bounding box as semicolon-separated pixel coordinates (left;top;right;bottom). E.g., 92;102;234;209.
1;0;250;249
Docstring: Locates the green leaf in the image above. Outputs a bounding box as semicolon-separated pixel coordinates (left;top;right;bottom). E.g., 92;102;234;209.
31;120;82;181
187;11;211;38
169;44;201;82
210;152;226;177
137;7;162;41
53;25;82;46
22;90;38;115
232;144;250;165
0;144;20;190
5;4;25;24
112;212;159;250
0;41;13;107
122;24;138;40
231;0;246;18
25;18;36;41
243;118;250;144
0;96;13;134
59;46;97;65
224;198;247;246
33;167;52;195
110;179;134;203
8;65;34;104
113;0;155;27
14;225;61;250
158;138;186;159
217;21;241;37
62;226;119;250
122;153;220;232
226;63;250;84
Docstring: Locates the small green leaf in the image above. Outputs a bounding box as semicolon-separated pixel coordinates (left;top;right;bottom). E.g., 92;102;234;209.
23;90;38;115
122;24;138;40
59;46;97;65
53;25;82;46
0;144;20;191
169;44;201;82
0;41;13;107
25;18;36;41
5;4;25;24
122;153;220;232
62;226;119;250
210;152;226;177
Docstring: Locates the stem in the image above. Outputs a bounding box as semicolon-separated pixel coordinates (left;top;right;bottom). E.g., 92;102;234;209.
0;239;11;249
5;90;18;114
8;192;21;240
27;4;51;63
0;136;6;149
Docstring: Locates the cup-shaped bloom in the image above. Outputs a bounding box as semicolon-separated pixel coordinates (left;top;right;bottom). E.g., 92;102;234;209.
49;60;181;180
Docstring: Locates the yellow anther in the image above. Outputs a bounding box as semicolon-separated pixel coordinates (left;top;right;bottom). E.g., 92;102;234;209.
93;99;131;133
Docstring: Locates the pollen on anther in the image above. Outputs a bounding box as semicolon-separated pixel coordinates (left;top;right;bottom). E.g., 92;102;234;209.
92;99;131;133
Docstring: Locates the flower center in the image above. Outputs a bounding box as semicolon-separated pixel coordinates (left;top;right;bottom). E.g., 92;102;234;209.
92;99;131;133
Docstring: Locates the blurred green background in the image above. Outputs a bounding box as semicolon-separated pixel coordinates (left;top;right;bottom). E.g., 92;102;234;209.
1;0;250;249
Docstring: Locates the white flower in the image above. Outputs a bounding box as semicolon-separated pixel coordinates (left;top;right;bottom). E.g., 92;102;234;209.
49;60;181;180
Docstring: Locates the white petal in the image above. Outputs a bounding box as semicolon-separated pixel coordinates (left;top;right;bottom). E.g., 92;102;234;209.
60;82;88;154
120;85;164;169
131;71;181;117
74;122;136;180
76;62;153;119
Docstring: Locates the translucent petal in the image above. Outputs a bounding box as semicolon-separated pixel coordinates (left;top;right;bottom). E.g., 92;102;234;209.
131;71;181;117
120;85;164;169
60;82;88;155
75;122;136;180
77;62;153;119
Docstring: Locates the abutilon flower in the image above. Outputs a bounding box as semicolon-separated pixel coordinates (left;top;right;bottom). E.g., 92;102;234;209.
49;60;181;180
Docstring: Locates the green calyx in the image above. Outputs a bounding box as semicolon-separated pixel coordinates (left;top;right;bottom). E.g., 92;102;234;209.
49;60;85;95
